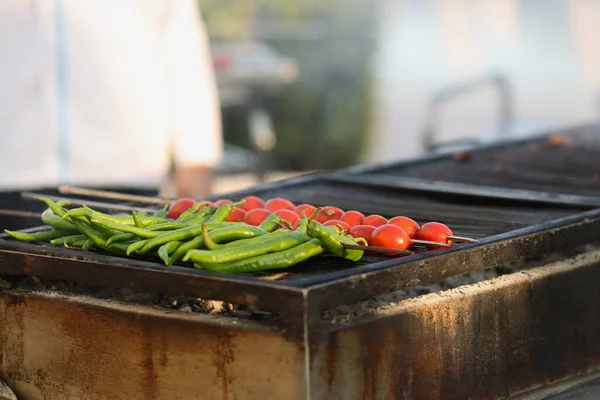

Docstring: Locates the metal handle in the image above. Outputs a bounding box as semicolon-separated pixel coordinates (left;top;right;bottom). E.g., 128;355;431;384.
421;73;514;151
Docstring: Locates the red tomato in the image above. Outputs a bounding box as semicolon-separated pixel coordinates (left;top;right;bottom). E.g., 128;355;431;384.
240;196;265;211
214;199;232;206
340;210;365;227
417;222;453;246
265;198;295;212
167;198;196;219
295;203;317;219
315;206;344;223
348;224;377;244
388;216;420;239
323;219;351;233
370;224;411;254
363;214;388;227
243;208;272;226
225;208;246;222
274;209;300;226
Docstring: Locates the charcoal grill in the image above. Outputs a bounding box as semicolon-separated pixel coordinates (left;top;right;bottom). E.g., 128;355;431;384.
1;126;600;399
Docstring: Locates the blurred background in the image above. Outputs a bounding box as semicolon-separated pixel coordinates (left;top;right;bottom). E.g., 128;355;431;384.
203;0;600;192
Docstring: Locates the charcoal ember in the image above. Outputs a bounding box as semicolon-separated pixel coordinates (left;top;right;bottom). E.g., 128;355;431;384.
453;151;471;162
547;132;573;147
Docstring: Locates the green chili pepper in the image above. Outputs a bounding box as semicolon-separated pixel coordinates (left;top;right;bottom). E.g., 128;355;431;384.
258;213;285;233
103;220;224;246
41;208;77;231
81;239;94;251
295;219;309;233
132;211;144;228
158;241;183;265
39;198;71;219
137;220;264;255
306;221;363;261
4;228;66;242
64;206;165;227
152;205;169;219
70;218;110;251
206;201;244;223
166;225;268;265
107;242;133;254
194;238;324;274
126;238;152;255
176;201;211;221
106;232;137;246
203;225;289;250
94;219;233;242
182;206;218;224
184;229;310;264
90;218;170;239
50;234;87;246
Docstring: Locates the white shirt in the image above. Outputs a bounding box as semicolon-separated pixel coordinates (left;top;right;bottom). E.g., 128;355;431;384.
0;0;223;191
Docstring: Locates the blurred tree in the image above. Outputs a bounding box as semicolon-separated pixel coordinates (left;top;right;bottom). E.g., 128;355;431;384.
198;0;378;171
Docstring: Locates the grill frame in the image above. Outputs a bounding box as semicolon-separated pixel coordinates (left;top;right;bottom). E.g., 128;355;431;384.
1;126;600;323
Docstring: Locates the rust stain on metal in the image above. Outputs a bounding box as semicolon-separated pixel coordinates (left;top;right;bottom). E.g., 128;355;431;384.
213;332;235;400
310;250;600;400
0;291;306;400
22;255;36;276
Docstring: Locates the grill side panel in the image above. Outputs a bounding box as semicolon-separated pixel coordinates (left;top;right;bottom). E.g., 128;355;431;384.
0;291;306;400
309;250;600;400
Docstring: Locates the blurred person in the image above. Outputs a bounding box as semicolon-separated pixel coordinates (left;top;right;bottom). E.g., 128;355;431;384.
0;0;223;230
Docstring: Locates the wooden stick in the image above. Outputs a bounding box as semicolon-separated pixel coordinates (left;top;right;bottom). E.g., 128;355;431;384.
58;185;172;205
0;209;41;218
20;192;158;213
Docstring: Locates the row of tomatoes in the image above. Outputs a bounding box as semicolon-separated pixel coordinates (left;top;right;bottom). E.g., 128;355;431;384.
168;196;455;253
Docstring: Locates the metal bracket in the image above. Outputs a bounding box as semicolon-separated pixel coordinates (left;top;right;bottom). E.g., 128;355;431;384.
422;73;514;151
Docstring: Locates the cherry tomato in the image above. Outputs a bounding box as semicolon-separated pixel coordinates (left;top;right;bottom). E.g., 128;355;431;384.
340;210;365;227
348;224;377;244
363;214;388;227
243;208;272;226
417;222;453;247
265;198;295;212
214;199;232;206
388;216;420;239
370;224;411;254
295;203;317;219
240;196;265;211
167;198;196;219
225;207;246;222
315;206;344;223
323;219;351;233
274;209;300;227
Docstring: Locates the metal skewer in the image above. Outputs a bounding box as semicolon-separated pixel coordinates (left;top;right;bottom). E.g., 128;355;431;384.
342;244;414;255
58;186;172;205
410;239;451;247
20;192;158;213
447;235;479;243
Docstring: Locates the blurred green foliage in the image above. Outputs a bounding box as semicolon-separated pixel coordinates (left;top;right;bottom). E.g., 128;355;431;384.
198;0;377;171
